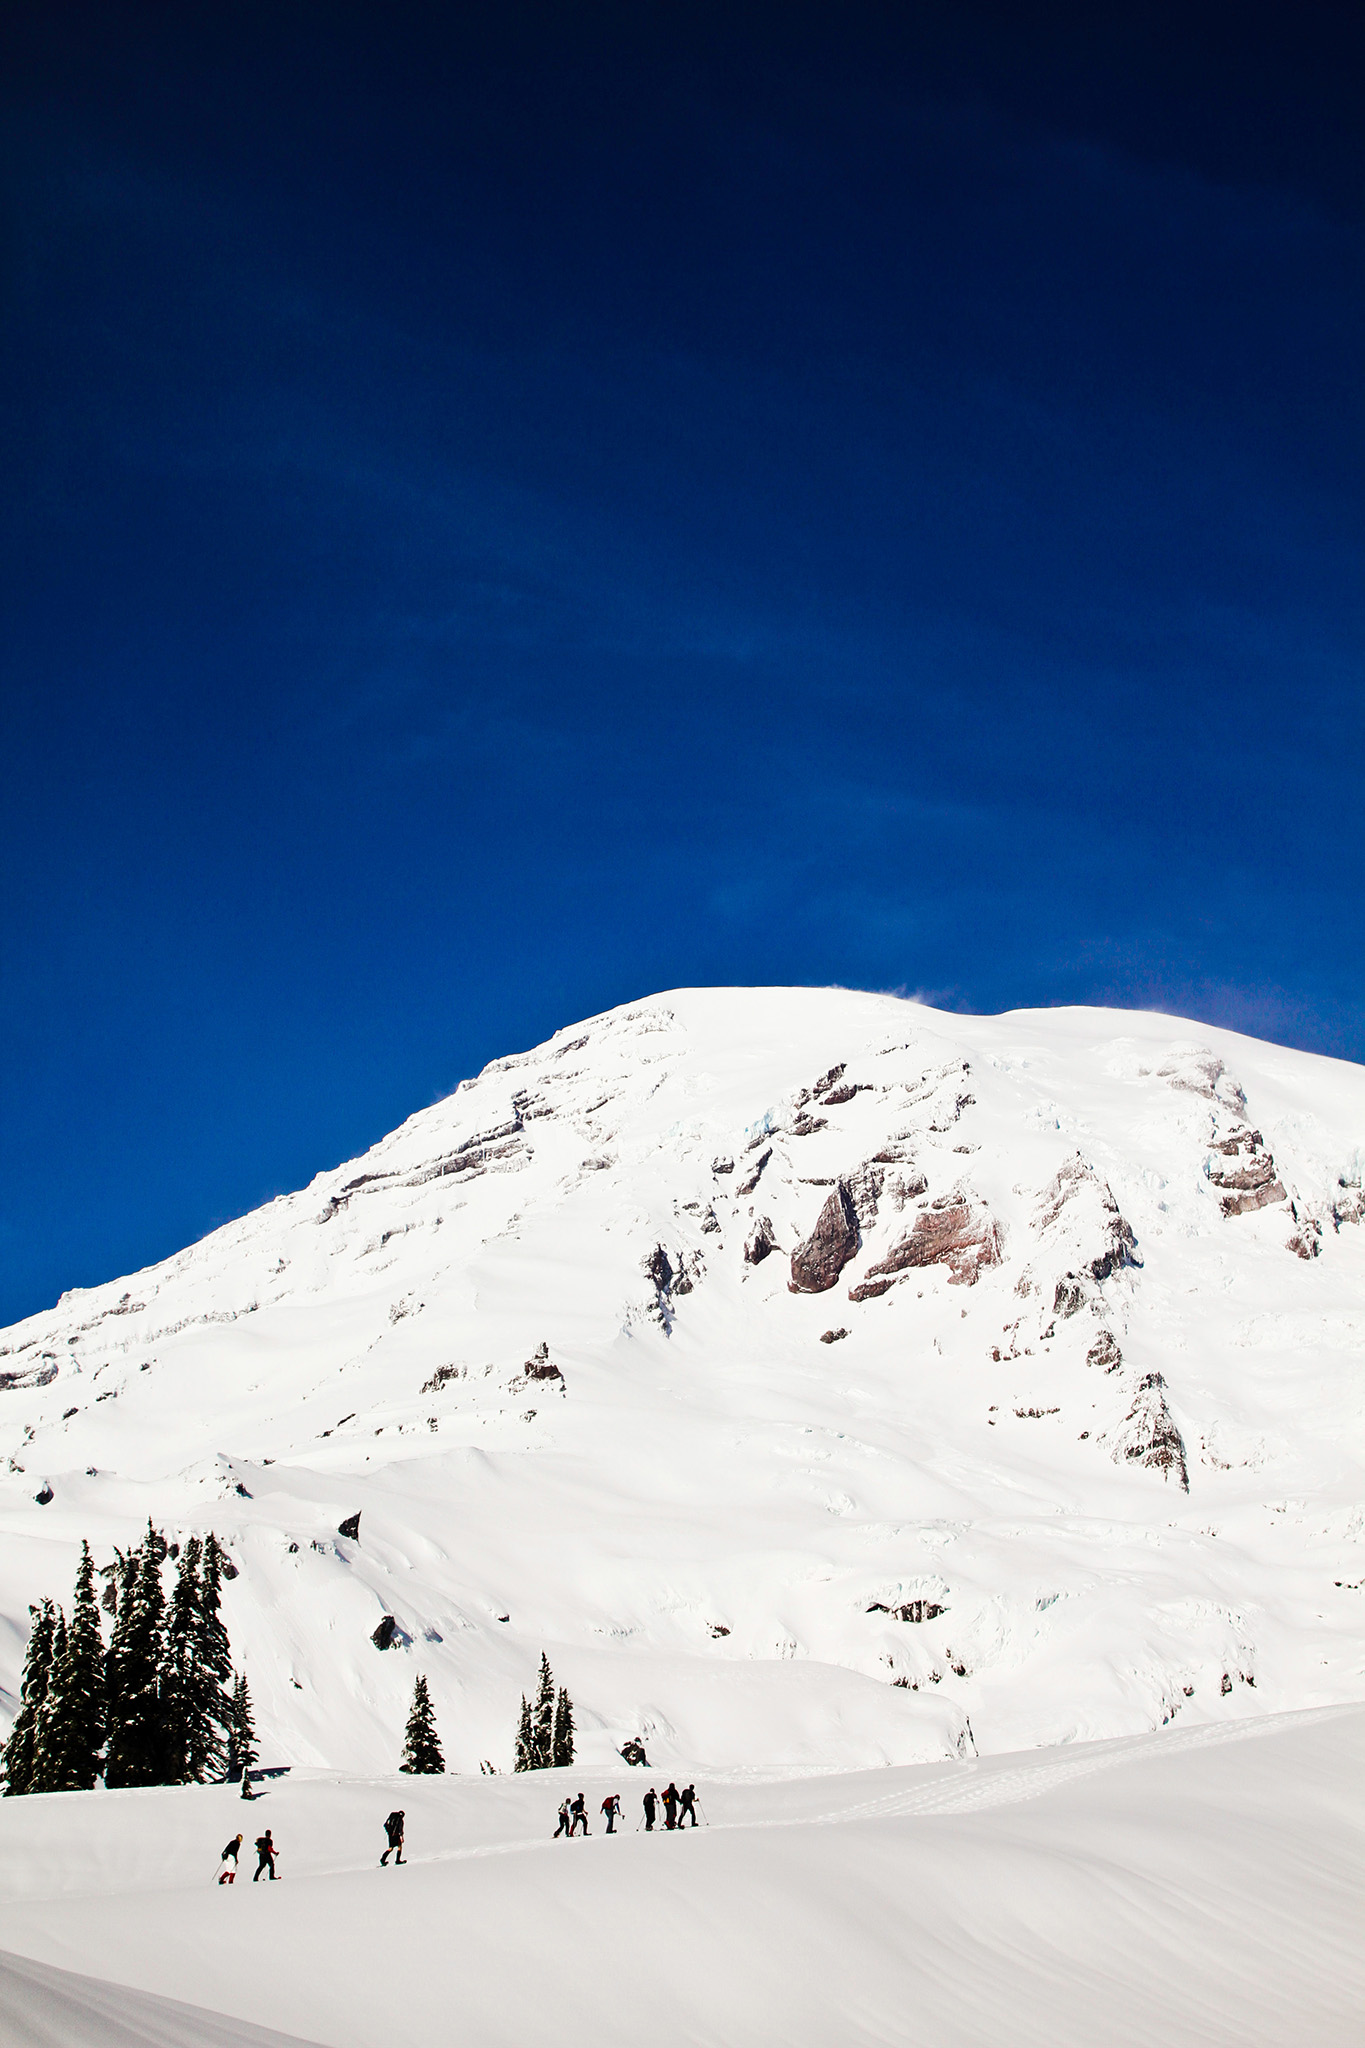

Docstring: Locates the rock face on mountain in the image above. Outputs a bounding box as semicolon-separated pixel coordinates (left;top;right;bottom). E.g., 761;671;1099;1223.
788;1185;860;1293
0;985;1362;1776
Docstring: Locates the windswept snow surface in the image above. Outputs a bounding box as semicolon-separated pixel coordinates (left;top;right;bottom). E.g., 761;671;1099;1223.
0;1948;325;2048
2;987;1364;1772
1;1705;1362;2047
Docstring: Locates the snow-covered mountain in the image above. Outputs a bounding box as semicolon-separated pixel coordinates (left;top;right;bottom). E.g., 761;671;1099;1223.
2;986;1363;1773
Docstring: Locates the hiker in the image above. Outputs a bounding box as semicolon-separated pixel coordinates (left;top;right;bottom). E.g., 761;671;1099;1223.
217;1834;243;1884
553;1799;572;1838
252;1830;277;1881
600;1794;622;1834
570;1792;589;1836
380;1810;405;1866
240;1765;254;1801
662;1782;679;1830
679;1784;699;1828
642;1787;657;1831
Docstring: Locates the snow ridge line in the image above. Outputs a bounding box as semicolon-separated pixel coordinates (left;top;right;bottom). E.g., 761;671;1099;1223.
399;1706;1365;1875
813;1703;1362;1825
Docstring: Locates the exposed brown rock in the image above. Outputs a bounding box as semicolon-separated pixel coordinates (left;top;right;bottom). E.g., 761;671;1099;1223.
819;1327;849;1344
735;1147;772;1195
813;1064;846;1095
845;1162;885;1230
867;1598;945;1623
521;1341;564;1384
1087;1330;1123;1373
1220;1178;1286;1217
1053;1275;1087;1318
788;1184;861;1294
1286;1212;1322;1260
744;1217;778;1266
1035;1155;1137;1282
853;1194;1002;1294
790;1113;829;1137
1113;1372;1189;1491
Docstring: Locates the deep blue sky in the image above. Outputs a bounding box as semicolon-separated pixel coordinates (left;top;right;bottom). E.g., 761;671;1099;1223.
2;3;1362;1325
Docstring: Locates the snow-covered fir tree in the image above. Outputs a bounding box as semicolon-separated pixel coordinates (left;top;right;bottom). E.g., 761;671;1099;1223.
399;1674;445;1774
224;1671;258;1782
163;1533;234;1783
532;1652;556;1768
552;1684;575;1767
513;1694;534;1772
1;1599;57;1796
43;1541;107;1791
104;1523;173;1788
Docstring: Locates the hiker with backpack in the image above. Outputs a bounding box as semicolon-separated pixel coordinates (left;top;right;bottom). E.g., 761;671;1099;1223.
553;1799;572;1838
678;1784;699;1828
252;1830;277;1881
217;1834;243;1884
570;1792;589;1836
380;1810;405;1865
661;1782;680;1829
642;1787;657;1831
600;1793;622;1833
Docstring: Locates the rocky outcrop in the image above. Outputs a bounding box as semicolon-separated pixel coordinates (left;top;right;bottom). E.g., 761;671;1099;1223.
744;1217;778;1266
337;1512;361;1541
1156;1049;1246;1113
788;1185;861;1294
849;1194;1001;1298
1036;1155;1137;1284
867;1598;945;1622
516;1341;565;1390
1087;1330;1123;1373
819;1327;848;1344
1113;1373;1189;1491
1208;1128;1285;1217
1286;1205;1323;1260
735;1147;771;1195
844;1162;885;1230
0;1360;59;1392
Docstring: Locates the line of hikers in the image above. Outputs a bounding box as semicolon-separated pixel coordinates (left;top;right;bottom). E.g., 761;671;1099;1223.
554;1783;701;1836
216;1785;705;1884
217;1811;407;1883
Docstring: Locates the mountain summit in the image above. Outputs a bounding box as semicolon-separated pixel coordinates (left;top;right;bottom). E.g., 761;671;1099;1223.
2;987;1363;1771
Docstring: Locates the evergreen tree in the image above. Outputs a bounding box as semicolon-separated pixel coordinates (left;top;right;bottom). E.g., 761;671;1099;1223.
104;1522;173;1788
552;1684;575;1767
1;1600;57;1796
399;1674;445;1774
532;1652;555;1769
162;1535;202;1783
32;1610;70;1793
223;1672;258;1782
44;1541;107;1791
190;1535;235;1780
513;1694;534;1773
159;1533;233;1784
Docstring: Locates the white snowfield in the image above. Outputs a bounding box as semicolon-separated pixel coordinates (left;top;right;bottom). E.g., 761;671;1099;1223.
2;986;1364;1777
1;1704;1362;2046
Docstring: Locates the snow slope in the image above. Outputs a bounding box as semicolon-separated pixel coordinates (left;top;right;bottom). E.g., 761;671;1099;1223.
1;1704;1362;2047
2;987;1363;1772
